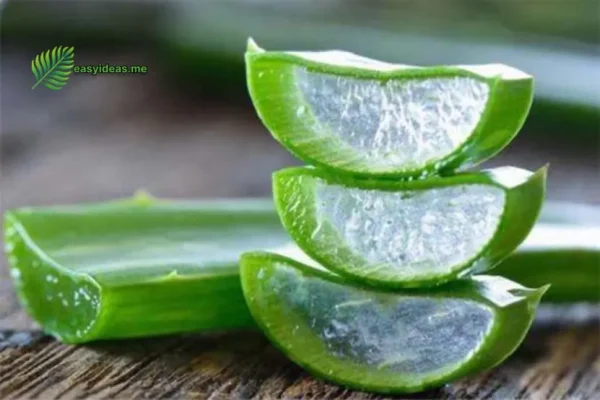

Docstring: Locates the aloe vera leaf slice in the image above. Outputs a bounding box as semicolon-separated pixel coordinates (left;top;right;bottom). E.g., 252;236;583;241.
3;195;288;344
240;251;547;394
246;39;534;177
273;165;547;288
494;223;600;303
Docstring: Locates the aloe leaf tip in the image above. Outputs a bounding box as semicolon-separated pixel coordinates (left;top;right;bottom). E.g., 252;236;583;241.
246;37;263;54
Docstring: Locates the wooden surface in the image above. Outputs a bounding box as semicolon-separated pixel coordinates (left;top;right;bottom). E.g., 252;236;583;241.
1;50;600;399
1;304;599;399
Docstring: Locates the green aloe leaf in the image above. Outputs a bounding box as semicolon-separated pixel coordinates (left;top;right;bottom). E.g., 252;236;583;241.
31;46;75;90
246;39;534;178
494;223;600;303
3;195;288;344
4;196;593;346
240;251;547;394
273;165;547;288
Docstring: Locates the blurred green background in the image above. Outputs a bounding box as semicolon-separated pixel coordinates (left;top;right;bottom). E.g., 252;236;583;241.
1;0;598;212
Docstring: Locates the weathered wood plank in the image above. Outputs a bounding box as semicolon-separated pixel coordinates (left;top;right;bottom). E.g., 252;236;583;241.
1;311;599;399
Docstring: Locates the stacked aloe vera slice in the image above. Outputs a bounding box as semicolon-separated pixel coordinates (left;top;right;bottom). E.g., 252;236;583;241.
242;39;548;393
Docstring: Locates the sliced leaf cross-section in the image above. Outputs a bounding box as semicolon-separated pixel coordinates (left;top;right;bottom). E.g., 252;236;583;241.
246;39;534;177
240;251;547;394
273;166;546;287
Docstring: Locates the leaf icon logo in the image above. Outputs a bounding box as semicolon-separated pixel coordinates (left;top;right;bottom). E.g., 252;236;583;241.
31;46;75;90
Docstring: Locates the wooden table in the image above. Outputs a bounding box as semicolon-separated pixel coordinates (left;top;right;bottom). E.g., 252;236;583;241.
1;51;599;399
0;297;599;399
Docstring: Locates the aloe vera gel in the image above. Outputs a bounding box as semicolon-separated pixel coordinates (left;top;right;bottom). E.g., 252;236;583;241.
244;39;548;393
2;38;550;394
246;39;533;177
242;252;546;393
274;166;546;287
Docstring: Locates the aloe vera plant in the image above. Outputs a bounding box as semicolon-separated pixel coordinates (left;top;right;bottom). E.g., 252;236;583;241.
240;251;547;394
1;38;556;396
246;39;533;178
243;39;551;394
274;165;546;287
493;223;600;303
3;195;287;344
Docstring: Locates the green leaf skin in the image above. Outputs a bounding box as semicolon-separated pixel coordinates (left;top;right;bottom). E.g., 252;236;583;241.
494;223;600;303
3;198;593;347
240;251;547;394
246;39;534;178
273;166;547;288
3;196;288;344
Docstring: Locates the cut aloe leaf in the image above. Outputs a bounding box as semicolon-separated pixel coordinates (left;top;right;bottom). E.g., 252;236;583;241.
274;165;546;288
494;223;600;303
246;39;534;177
240;251;547;394
3;195;288;344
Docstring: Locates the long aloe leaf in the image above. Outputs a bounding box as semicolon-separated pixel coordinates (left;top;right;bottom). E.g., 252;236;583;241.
3;195;288;344
493;223;600;303
3;198;596;346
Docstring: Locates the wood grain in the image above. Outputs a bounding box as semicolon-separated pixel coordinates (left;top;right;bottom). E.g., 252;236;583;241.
1;311;599;399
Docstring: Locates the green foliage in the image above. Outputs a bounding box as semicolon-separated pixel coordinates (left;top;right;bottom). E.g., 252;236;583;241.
31;46;75;90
